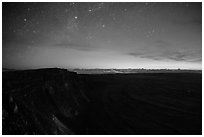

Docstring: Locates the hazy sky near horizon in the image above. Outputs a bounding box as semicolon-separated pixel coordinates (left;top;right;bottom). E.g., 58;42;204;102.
3;2;202;69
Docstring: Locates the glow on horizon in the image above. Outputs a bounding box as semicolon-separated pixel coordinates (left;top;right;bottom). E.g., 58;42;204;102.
3;45;201;70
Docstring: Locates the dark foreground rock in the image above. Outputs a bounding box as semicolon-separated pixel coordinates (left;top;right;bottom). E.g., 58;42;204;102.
3;68;89;135
2;69;202;135
80;73;202;135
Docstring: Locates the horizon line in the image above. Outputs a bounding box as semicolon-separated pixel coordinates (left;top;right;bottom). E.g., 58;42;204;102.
2;67;202;71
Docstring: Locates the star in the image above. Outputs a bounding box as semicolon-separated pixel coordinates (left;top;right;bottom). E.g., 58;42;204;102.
88;9;92;12
2;3;202;70
70;2;76;7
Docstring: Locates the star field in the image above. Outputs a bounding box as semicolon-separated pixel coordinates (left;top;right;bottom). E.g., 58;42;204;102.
2;2;202;69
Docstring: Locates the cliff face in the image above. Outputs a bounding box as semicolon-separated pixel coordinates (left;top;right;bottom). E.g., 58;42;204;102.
3;68;89;135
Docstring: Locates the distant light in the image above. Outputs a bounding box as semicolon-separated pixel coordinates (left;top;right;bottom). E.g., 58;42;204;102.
74;16;78;19
102;24;105;28
24;18;27;22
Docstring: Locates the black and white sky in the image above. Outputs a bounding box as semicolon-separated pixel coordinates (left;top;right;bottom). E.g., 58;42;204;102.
2;2;202;69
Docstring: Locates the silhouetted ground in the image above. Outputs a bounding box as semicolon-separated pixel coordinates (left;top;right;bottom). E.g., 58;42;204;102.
2;69;202;135
2;68;89;135
80;73;202;135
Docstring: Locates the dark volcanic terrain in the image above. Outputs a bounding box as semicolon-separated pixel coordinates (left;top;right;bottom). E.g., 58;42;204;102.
3;68;89;134
2;68;202;135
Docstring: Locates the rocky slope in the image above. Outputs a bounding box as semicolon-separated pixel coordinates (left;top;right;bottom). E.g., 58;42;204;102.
2;68;202;135
3;68;89;135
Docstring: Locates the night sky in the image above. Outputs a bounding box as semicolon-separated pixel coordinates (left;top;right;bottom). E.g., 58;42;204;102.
2;2;202;69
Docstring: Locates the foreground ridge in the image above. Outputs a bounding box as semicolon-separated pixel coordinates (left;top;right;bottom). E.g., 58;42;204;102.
3;68;89;135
